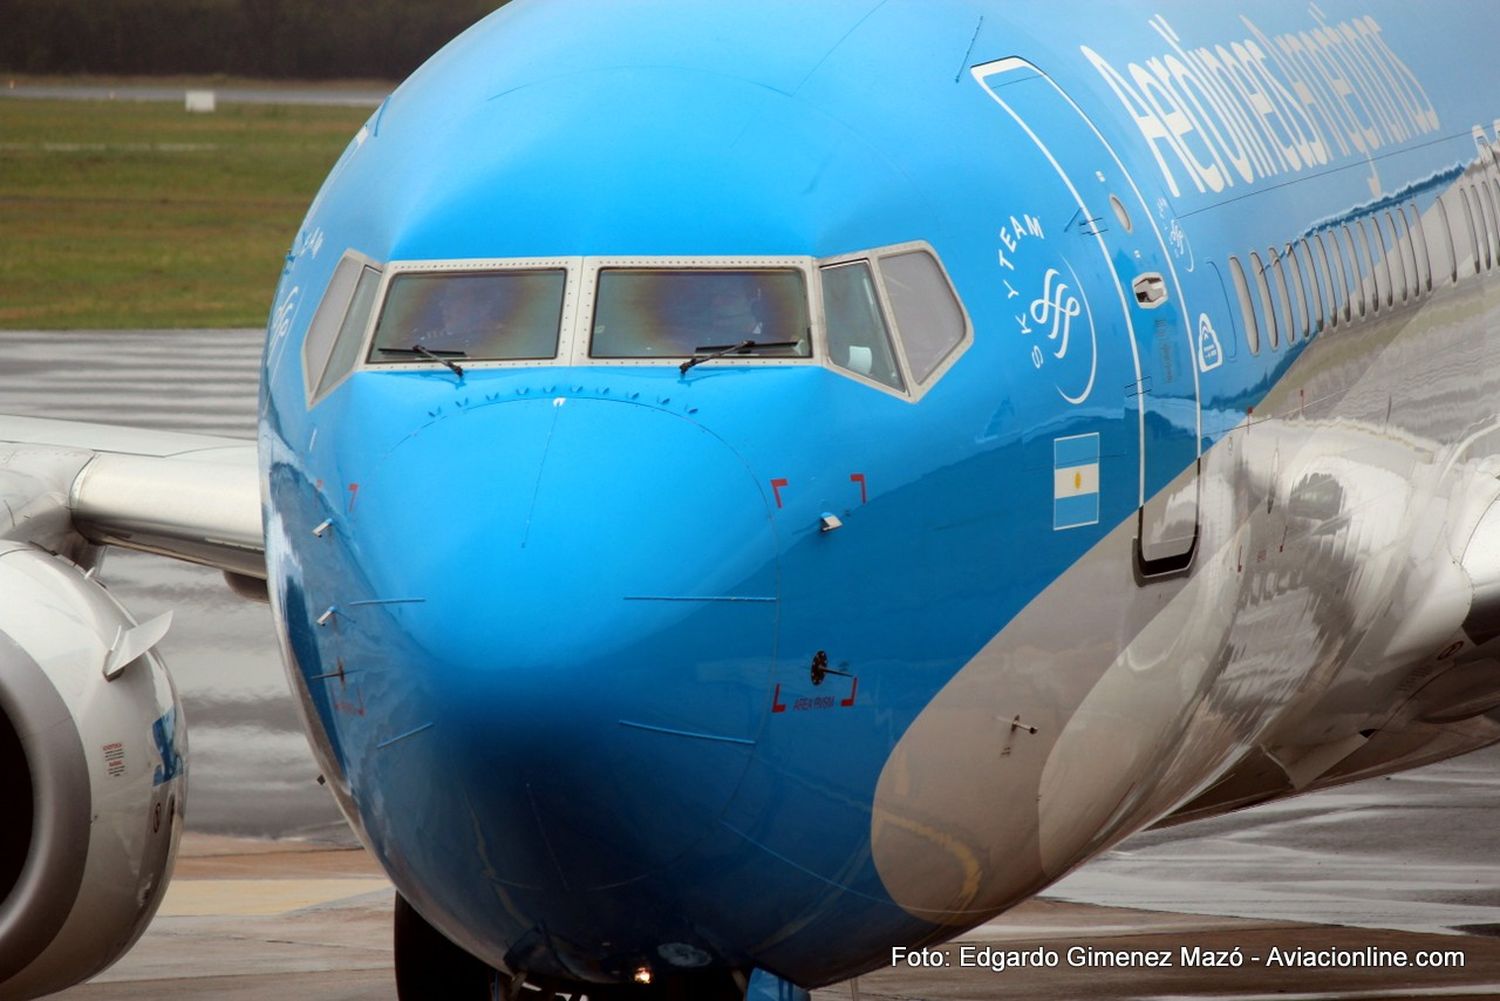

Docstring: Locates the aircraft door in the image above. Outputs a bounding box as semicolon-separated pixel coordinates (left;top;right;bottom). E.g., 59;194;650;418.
974;59;1200;579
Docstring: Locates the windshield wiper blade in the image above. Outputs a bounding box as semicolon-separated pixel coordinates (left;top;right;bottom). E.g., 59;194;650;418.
679;340;802;375
377;344;467;377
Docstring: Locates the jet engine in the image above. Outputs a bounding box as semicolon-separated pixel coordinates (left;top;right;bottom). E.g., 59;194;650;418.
0;542;187;1001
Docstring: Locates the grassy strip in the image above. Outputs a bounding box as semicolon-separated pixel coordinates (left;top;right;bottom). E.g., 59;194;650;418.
1;98;369;329
5;73;394;91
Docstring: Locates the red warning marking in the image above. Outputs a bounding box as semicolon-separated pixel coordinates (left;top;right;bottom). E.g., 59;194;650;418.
347;483;360;513
770;478;789;509
333;685;367;718
771;683;787;714
850;472;868;504
772;678;860;716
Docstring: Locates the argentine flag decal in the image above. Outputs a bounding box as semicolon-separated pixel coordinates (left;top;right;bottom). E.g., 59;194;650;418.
1053;433;1100;530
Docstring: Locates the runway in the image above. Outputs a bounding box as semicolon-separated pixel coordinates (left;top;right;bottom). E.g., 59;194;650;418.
1;82;388;107
48;834;1500;1000
7;328;1500;999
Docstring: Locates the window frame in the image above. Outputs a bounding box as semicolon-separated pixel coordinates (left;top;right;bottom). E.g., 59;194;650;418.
1282;242;1310;342
1295;238;1323;336
1434;196;1459;285
1338;225;1365;319
1476;181;1500;270
1312;232;1341;329
580;260;818;366
1360;217;1391;310
816;240;973;401
1266;246;1292;348
1461;185;1488;273
1249;250;1278;352
357;257;585;375
1351;222;1378;315
817;258;907;398
572;256;822;369
1402;203;1432;295
1381;211;1409;303
303;250;383;406
1228;254;1261;355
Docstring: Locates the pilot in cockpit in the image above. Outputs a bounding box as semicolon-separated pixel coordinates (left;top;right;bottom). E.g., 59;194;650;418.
704;284;764;344
421;279;504;354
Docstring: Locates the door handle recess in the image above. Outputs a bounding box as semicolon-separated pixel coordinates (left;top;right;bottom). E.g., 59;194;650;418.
1133;273;1168;308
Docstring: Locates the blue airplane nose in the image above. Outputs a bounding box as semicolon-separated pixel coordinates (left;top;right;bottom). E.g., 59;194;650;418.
353;392;779;894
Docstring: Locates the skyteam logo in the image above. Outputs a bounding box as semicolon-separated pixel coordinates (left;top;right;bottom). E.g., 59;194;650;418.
1053;433;1101;530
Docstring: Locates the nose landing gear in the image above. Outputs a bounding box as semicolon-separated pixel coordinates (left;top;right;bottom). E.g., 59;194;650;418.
393;893;798;1001
393;893;497;1000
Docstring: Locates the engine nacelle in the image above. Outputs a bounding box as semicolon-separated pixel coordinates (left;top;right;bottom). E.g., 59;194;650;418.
0;542;187;1001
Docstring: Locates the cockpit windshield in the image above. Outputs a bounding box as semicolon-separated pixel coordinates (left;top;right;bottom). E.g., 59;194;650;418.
590;269;812;359
368;269;566;363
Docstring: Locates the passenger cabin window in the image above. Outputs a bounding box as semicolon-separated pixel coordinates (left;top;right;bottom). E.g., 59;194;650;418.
1457;187;1483;275
1228;255;1260;355
1404;203;1432;293
1266;247;1291;348
590;269;810;359
1351;222;1377;314
821;262;904;391
1344;228;1368;319
1282;243;1309;341
1477;183;1499;270
876;250;967;382
1249;250;1276;351
1435;197;1459;284
1361;218;1390;309
1307;236;1332;331
1317;232;1347;325
314;264;383;401
1462;186;1489;272
370;270;566;363
1382;212;1407;303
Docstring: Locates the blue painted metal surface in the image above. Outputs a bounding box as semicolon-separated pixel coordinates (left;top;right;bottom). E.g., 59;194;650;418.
254;0;1500;991
746;969;811;1001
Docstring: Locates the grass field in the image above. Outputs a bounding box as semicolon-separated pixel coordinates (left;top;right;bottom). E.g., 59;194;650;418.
1;97;371;329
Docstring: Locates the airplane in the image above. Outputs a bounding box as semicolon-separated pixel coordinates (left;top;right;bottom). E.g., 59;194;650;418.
3;0;1500;998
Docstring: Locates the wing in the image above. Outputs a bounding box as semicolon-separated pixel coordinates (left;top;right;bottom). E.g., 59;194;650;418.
0;415;263;581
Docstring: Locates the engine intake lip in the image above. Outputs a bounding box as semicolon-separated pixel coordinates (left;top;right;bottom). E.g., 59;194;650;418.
0;698;30;907
0;631;91;985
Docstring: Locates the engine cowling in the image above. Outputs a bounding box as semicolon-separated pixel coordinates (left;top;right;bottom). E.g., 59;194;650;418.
0;542;187;1001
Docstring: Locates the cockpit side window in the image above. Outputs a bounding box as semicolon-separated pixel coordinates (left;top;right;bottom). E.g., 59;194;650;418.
876;249;967;383
312;261;383;403
369;270;566;363
304;254;362;399
820;261;904;391
589;269;811;359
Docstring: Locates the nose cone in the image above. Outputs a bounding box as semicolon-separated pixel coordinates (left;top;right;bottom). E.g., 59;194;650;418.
355;394;778;891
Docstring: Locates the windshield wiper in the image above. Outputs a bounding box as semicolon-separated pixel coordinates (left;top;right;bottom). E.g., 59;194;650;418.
377;345;467;377
679;339;802;375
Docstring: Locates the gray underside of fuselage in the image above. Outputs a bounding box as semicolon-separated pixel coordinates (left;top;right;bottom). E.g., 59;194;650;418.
873;258;1500;928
